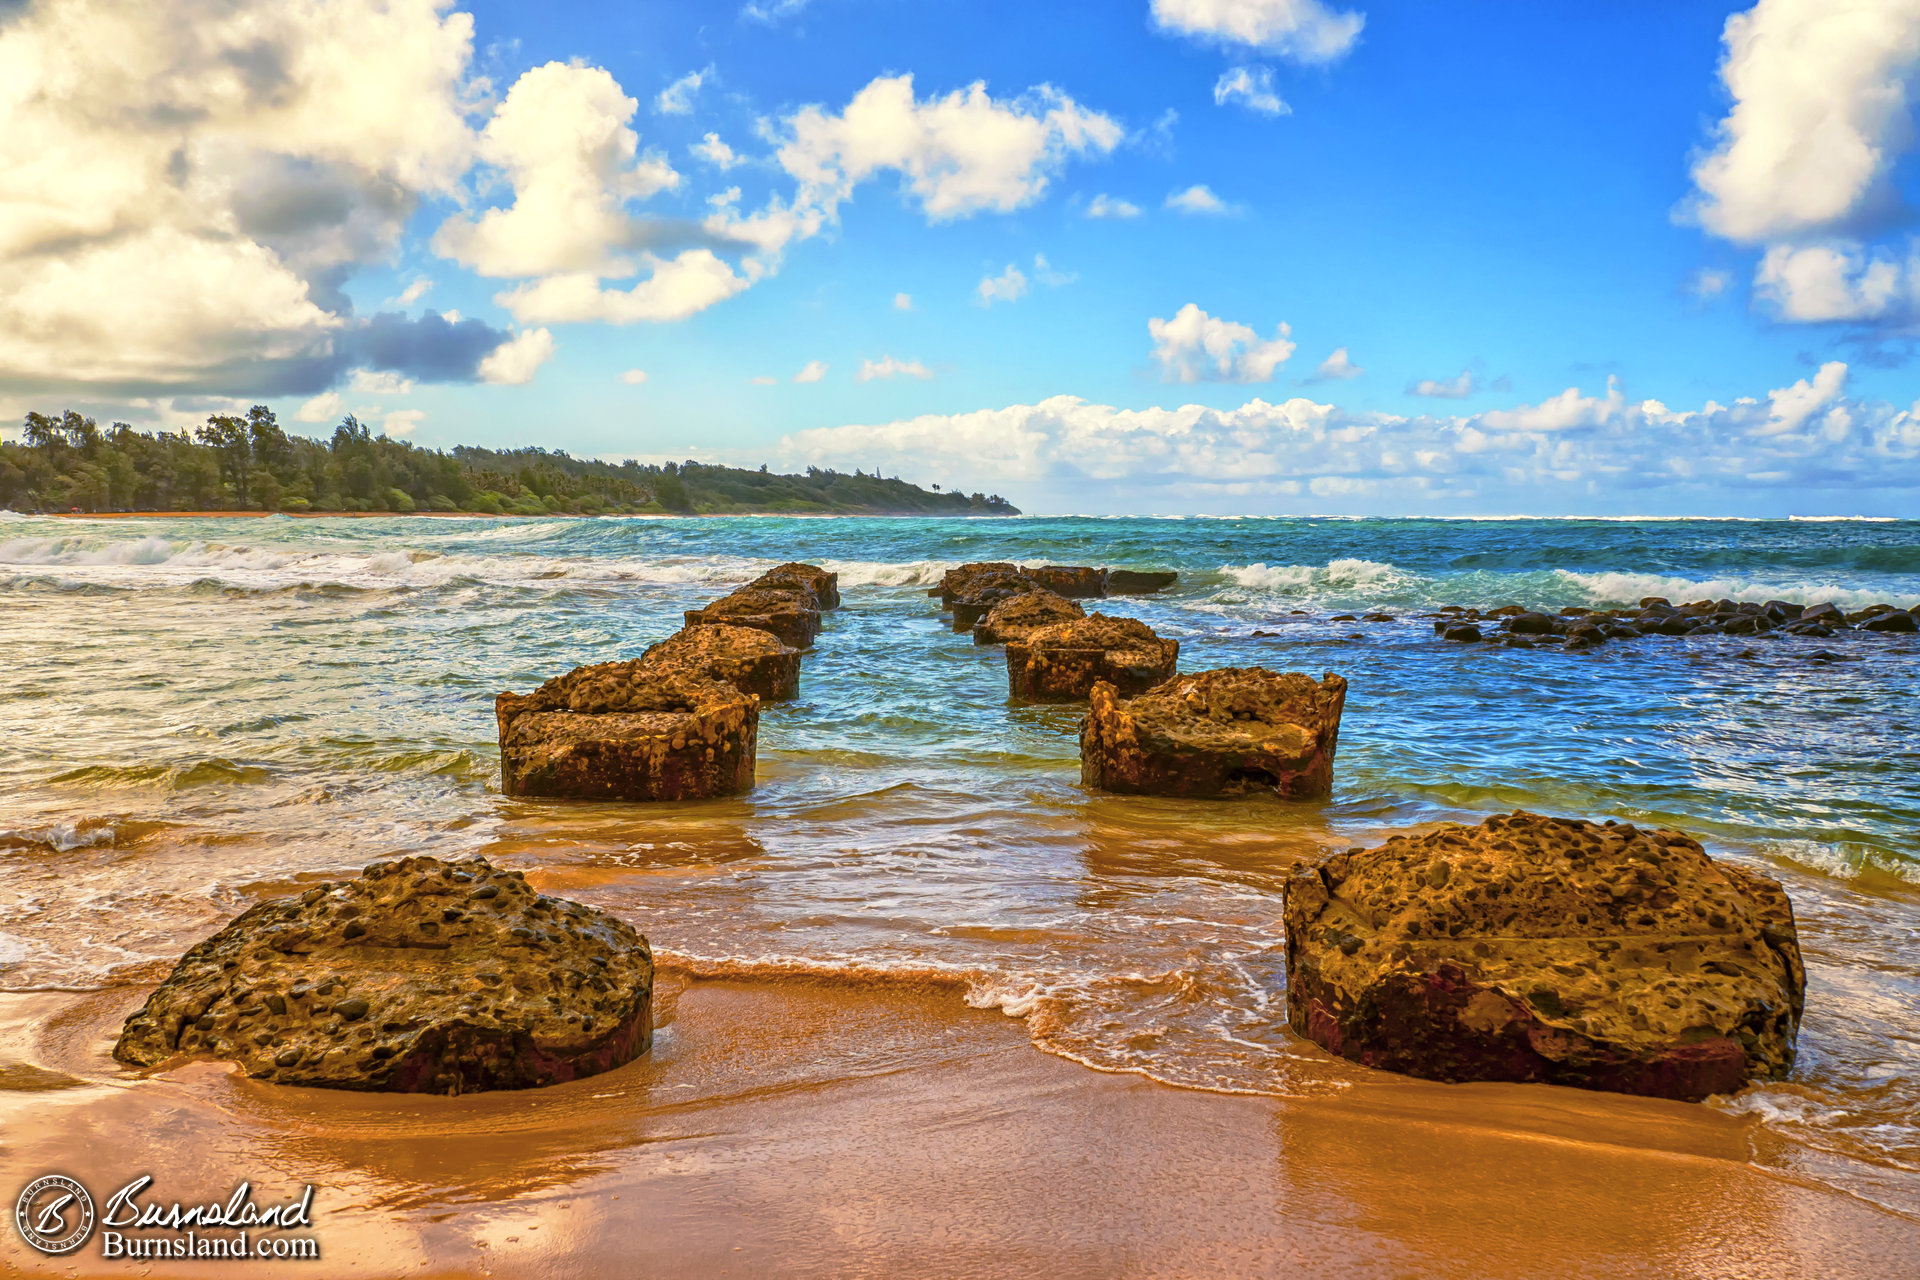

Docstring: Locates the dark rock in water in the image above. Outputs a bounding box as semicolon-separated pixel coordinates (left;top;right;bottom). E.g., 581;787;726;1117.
951;569;1039;630
641;625;801;701
1362;612;1396;623
972;588;1086;645
1441;623;1483;643
1330;614;1358;623
1081;667;1345;800
1007;614;1179;701
1860;610;1919;633
686;587;821;649
113;855;654;1094
1106;569;1179;595
1639;596;1671;609
1567;624;1607;646
1847;604;1897;624
1653;616;1693;636
1282;811;1805;1102
749;562;840;610
1024;565;1108;599
1761;600;1804;623
934;562;1021;608
1801;603;1845;625
496;671;757;800
1508;612;1558;636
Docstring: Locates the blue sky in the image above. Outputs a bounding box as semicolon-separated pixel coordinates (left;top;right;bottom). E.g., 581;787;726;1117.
2;0;1918;514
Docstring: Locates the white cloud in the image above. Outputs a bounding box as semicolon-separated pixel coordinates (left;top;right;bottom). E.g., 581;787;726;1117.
1315;347;1363;380
476;328;556;385
1152;0;1366;64
434;62;679;283
777;362;1920;510
656;66;713;117
1086;194;1143;219
1412;370;1476;399
858;356;935;382
496;249;750;324
774;74;1124;223
350;369;415;396
381;408;426;438
1686;0;1920;245
620;369;650;385
1753;242;1913;321
1033;253;1075;287
977;264;1029;306
1686;268;1732;300
750;375;778;385
1165;184;1239;215
0;0;477;393
392;278;434;307
1213;66;1290;116
693;133;742;169
1148;304;1295;383
794;360;829;383
894;292;914;310
297;392;345;424
743;0;810;22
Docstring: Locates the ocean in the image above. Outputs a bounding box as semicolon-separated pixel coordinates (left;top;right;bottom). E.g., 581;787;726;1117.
1;511;1916;1227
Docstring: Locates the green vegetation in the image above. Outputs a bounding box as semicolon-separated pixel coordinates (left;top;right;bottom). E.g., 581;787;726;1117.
0;408;1019;517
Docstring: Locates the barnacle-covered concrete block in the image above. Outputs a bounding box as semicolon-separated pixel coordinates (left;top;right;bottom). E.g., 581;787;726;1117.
932;562;1022;608
750;562;840;610
1023;565;1108;599
1282;812;1806;1102
113;855;652;1094
952;569;1042;631
1006;614;1179;701
1080;667;1344;798
496;669;757;800
685;587;821;649
972;588;1087;645
641;624;801;701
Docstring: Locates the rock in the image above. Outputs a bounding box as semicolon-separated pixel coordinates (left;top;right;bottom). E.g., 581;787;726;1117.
951;569;1040;631
972;588;1087;645
1362;612;1396;623
1846;604;1897;624
1081;667;1346;800
749;562;840;610
1441;623;1482;643
1282;812;1805;1102
1106;569;1179;595
685;587;821;649
1508;612;1558;636
1007;614;1180;701
1860;610;1918;633
1761;600;1804;623
641;625;801;701
496;670;757;800
1801;603;1845;625
113;855;654;1094
933;562;1021;608
1023;565;1108;599
1639;596;1672;609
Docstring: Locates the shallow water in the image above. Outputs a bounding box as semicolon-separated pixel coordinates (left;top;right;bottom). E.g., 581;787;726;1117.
1;512;1917;1222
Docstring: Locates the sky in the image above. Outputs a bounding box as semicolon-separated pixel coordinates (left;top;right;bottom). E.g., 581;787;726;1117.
2;0;1919;516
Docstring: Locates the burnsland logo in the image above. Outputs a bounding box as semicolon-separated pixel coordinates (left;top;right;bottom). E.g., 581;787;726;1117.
13;1175;321;1261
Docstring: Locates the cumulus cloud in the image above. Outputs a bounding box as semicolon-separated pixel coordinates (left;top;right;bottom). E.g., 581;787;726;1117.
772;74;1124;223
1148;304;1295;382
495;249;750;325
1213;66;1290;116
1165;184;1238;215
1686;268;1732;300
656;66;712;116
620;369;650;384
350;369;415;396
380;408;426;437
894;292;914;310
476;328;556;385
776;362;1920;510
693;133;742;169
1085;194;1143;219
978;264;1029;306
392;278;435;307
296;392;345;423
743;0;809;23
1411;370;1476;399
1753;242;1914;321
1152;0;1366;64
750;375;779;385
1314;347;1363;380
794;360;829;383
858;356;934;382
0;0;506;396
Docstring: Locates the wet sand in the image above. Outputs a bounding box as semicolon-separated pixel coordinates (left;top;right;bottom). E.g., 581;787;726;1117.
3;972;1914;1279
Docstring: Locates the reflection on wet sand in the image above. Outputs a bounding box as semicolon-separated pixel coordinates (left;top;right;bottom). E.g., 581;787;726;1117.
4;978;1915;1279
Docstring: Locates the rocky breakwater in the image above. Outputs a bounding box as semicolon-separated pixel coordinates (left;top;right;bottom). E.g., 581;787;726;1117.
1283;812;1805;1101
950;568;1041;632
1082;667;1346;799
114;855;653;1094
640;624;801;701
1007;614;1179;701
750;561;841;611
931;561;1180;613
1434;596;1920;649
685;587;820;649
496;667;757;800
972;588;1086;645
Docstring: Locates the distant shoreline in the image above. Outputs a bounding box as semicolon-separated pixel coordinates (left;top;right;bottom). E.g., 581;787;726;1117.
27;509;1022;520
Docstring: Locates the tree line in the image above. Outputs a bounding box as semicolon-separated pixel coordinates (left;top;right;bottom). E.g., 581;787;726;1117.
0;409;1019;517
